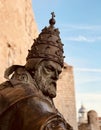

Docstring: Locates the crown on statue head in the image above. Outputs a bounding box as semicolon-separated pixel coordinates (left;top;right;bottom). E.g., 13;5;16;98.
26;12;65;67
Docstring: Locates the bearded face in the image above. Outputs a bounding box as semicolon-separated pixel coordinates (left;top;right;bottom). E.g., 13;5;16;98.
33;60;62;98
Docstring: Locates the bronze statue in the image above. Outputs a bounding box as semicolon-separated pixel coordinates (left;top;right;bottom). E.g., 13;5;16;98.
0;12;73;130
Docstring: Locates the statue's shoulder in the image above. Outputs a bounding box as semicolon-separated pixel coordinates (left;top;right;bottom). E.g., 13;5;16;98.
0;66;37;102
0;80;13;90
39;114;73;130
0;79;37;116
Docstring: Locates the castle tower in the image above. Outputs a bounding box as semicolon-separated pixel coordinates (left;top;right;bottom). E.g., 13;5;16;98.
0;0;77;129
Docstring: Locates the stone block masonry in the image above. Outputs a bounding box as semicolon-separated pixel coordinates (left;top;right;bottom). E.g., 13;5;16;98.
0;0;38;82
54;63;78;130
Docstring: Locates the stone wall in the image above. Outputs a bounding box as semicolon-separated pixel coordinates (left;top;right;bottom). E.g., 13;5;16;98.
0;0;38;82
54;63;78;130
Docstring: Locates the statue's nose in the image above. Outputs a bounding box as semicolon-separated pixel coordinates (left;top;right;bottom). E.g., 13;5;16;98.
52;70;59;80
56;71;59;79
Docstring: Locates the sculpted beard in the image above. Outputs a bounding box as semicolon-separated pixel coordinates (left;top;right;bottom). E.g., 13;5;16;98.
44;79;57;98
34;73;57;98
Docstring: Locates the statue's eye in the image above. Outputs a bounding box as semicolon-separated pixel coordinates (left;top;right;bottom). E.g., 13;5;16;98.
45;67;52;72
18;74;28;82
44;66;54;73
22;74;28;82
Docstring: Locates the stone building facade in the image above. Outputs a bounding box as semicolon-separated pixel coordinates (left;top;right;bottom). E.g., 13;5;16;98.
54;63;78;130
78;110;100;130
0;0;38;82
0;0;77;129
98;117;101;130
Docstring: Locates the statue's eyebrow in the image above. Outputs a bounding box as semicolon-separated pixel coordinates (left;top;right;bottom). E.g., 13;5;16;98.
45;65;54;70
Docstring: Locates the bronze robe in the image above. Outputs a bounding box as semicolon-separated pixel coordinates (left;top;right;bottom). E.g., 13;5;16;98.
0;80;73;130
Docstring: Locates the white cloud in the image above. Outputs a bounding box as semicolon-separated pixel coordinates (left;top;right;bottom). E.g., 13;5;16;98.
64;35;95;42
76;93;101;101
61;24;101;31
61;24;101;42
74;68;101;85
75;77;101;85
74;68;101;73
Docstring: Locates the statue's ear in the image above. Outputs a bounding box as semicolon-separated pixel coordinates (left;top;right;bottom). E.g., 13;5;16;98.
4;65;24;80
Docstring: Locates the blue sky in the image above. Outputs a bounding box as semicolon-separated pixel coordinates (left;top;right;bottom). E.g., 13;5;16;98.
32;0;101;117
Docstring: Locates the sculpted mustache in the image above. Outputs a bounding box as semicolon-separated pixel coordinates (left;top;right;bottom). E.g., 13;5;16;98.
45;79;56;87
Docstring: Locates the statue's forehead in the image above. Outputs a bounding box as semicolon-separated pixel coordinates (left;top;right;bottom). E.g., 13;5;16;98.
42;60;62;69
